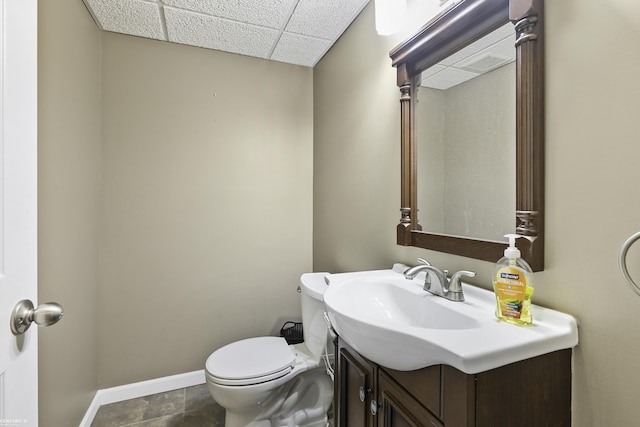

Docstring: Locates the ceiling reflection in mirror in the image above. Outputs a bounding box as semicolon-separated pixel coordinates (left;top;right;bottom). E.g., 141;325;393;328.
391;0;545;270
416;23;516;241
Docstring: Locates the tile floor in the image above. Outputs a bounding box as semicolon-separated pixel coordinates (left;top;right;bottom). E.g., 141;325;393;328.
90;384;225;427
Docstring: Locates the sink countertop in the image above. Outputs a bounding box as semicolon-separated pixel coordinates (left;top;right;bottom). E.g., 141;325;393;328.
323;266;579;373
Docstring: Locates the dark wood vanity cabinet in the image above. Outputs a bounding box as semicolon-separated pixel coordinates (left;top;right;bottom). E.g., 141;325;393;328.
335;337;571;427
377;370;443;427
335;338;377;427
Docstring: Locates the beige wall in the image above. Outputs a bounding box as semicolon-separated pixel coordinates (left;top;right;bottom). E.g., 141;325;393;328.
99;34;314;387
38;0;102;425
313;5;406;272
38;4;313;424
314;1;640;426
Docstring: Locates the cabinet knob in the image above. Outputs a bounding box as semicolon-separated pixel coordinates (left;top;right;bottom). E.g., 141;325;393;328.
371;400;380;416
359;386;371;402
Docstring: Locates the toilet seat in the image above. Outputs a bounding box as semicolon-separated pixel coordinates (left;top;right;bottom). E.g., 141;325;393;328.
206;336;296;386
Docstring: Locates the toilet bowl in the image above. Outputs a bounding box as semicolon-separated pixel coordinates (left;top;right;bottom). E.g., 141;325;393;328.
205;272;333;427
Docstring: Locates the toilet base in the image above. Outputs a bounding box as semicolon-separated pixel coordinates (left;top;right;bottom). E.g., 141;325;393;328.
220;367;332;427
224;413;328;427
274;416;328;427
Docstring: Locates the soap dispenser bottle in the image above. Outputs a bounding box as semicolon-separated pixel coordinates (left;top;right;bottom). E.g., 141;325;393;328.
493;234;534;325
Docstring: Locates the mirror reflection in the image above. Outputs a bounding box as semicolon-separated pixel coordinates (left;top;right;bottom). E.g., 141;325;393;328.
391;0;545;270
416;23;516;241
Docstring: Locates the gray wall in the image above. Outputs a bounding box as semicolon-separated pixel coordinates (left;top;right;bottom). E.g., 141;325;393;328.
38;0;101;425
314;1;640;426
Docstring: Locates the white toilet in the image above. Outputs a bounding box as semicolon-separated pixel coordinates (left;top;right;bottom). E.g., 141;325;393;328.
205;272;333;427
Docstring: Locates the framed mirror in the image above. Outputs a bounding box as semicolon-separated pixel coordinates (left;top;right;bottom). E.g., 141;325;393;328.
390;0;545;271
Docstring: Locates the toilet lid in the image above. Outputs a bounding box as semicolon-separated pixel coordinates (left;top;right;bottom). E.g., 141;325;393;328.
206;336;295;385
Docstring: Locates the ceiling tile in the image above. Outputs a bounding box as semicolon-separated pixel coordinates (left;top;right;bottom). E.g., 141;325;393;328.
165;7;279;58
285;0;369;40
271;32;332;67
163;0;298;29
452;35;515;69
420;22;516;90
82;0;371;67
85;0;165;39
421;64;446;80
422;68;479;91
440;22;514;66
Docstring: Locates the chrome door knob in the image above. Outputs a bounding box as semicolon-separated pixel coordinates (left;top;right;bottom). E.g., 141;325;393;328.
10;299;63;335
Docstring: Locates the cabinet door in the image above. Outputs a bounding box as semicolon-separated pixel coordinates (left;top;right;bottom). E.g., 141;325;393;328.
378;371;443;427
337;341;377;427
382;366;441;418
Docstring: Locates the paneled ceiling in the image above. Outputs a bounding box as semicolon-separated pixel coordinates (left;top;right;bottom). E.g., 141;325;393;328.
83;0;371;67
420;22;515;90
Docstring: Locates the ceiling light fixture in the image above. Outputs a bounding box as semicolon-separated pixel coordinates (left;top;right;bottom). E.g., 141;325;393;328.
375;0;407;36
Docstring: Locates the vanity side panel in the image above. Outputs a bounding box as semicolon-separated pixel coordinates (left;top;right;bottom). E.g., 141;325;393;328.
442;366;476;427
474;349;572;427
334;338;341;427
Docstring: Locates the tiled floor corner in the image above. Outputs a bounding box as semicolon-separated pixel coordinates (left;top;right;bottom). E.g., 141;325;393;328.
91;384;225;427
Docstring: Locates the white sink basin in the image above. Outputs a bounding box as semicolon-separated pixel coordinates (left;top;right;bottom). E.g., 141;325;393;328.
323;265;578;373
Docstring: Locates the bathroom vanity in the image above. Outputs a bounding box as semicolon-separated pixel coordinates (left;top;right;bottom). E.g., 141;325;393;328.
334;337;571;427
323;266;577;427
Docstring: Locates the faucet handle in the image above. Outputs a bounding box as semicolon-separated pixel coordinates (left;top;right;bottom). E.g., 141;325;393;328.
444;270;475;302
449;270;476;291
417;257;431;266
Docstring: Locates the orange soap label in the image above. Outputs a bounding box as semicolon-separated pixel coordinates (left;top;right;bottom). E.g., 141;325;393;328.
495;267;526;319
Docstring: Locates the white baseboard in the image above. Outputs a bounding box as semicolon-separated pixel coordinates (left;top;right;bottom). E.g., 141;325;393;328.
79;370;206;427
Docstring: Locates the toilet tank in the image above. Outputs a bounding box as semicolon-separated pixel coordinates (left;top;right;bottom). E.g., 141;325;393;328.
300;272;330;361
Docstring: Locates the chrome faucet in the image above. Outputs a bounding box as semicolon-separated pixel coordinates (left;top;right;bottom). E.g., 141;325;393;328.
404;259;476;302
403;258;433;278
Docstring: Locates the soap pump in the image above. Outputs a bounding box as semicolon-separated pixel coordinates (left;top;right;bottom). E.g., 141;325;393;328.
492;234;534;325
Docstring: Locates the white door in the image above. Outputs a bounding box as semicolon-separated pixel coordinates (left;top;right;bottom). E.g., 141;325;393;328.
0;0;39;424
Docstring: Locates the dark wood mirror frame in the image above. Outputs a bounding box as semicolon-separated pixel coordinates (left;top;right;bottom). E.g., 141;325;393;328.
390;0;545;271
